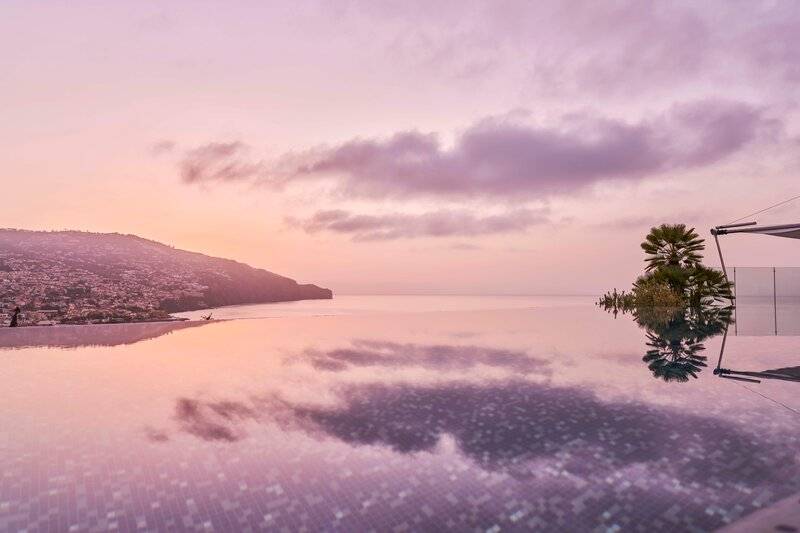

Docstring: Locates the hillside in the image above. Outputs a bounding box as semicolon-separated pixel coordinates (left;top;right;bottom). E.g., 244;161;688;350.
0;229;332;324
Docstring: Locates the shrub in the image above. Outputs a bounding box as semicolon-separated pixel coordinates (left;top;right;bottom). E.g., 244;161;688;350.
631;277;684;307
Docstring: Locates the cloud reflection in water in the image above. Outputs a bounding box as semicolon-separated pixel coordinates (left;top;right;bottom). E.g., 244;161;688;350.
300;339;550;374
267;380;789;487
174;398;258;442
166;339;793;496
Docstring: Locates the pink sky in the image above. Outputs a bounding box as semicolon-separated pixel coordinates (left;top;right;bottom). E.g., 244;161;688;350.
2;1;800;294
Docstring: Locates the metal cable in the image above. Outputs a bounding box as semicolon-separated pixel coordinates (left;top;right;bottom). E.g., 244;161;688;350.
728;193;800;224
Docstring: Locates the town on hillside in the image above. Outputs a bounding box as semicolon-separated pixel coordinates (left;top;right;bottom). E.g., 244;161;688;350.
0;229;331;326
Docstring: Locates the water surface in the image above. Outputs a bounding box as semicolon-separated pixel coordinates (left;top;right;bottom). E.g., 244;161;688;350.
173;294;593;320
2;297;799;531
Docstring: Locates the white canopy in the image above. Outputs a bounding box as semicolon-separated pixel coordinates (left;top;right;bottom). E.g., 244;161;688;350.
711;221;800;292
712;222;800;239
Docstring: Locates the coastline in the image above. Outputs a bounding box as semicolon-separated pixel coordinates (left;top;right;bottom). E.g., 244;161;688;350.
0;318;219;349
1;316;190;328
2;294;336;328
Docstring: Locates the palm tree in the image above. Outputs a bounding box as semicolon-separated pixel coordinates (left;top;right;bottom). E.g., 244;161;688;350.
641;224;705;272
685;266;733;306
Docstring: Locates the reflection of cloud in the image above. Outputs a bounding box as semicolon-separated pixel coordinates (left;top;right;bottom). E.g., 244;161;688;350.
287;208;547;240
171;379;793;491
300;340;550;374
143;426;170;443
270;381;788;485
174;398;257;442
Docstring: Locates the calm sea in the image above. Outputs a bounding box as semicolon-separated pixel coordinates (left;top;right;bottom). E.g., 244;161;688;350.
173;294;594;320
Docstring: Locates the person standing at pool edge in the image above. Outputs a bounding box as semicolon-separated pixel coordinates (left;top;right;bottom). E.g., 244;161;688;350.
9;307;20;327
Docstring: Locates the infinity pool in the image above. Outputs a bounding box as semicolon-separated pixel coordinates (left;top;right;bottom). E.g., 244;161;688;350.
1;298;799;531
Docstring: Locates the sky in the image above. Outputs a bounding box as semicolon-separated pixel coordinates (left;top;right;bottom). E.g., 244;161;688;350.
2;0;800;295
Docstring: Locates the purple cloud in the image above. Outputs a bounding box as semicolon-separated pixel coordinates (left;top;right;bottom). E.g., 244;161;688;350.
150;140;176;156
332;1;800;97
182;99;777;200
743;17;800;82
288;208;548;240
180;142;264;184
285;100;772;198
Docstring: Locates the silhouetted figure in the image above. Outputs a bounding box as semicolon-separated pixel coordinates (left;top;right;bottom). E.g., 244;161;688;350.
9;307;20;327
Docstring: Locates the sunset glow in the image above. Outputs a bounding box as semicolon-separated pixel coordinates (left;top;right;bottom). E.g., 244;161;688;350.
3;1;799;294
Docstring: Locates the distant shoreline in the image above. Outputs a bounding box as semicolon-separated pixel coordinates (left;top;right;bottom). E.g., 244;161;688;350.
1;228;332;327
2;316;190;328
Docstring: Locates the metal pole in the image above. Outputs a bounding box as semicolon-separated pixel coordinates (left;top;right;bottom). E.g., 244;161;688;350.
712;232;734;304
733;267;737;336
774;267;778;335
715;325;729;372
713;233;728;280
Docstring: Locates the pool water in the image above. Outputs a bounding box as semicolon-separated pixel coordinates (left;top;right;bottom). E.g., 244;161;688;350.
1;297;799;531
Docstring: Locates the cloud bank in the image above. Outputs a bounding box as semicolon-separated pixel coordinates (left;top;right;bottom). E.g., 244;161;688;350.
288;208;548;240
336;1;800;98
181;99;776;200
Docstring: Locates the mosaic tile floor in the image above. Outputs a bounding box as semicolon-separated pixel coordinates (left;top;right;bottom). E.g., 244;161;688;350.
1;302;799;531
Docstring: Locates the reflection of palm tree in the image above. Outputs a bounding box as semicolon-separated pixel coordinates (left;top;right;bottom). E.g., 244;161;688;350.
643;332;707;382
634;306;731;383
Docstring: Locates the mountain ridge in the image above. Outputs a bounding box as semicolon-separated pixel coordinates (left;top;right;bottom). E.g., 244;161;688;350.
0;229;332;324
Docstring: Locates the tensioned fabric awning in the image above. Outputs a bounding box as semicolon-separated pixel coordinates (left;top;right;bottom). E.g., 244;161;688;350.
712;222;800;239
